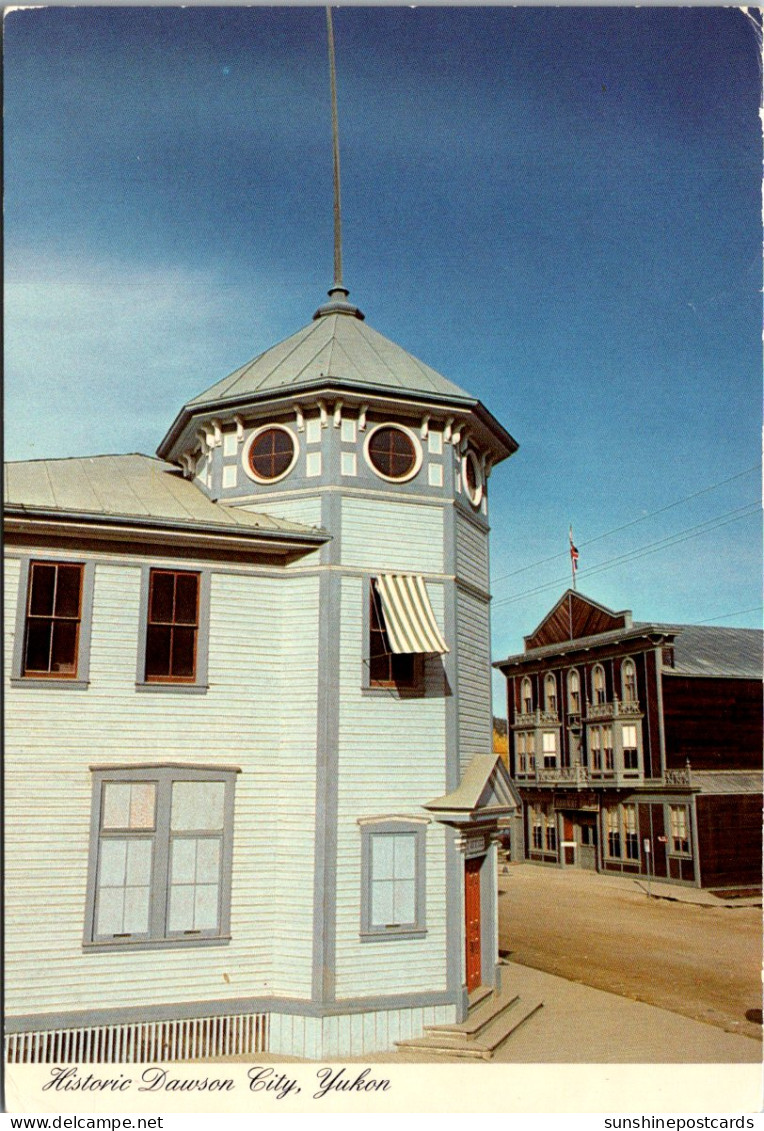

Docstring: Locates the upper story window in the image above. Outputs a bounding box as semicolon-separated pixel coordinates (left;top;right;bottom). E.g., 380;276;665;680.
244;424;299;484
544;673;557;714
541;731;557;767
144;570;200;683
515;731;535;776
85;766;237;949
592;665;606;705
622;723;639;771
368;581;420;690
364;423;422;483
621;658;637;703
567;669;581;714
22;561;83;678
521;677;533;714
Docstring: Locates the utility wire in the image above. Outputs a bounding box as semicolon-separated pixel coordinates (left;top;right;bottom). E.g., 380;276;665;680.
688;606;763;625
492;462;761;586
492;502;760;608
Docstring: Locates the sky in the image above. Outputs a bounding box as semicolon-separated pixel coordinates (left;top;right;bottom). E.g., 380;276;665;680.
5;5;762;710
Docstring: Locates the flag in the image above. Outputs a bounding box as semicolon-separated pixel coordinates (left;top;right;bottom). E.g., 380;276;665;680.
569;527;579;571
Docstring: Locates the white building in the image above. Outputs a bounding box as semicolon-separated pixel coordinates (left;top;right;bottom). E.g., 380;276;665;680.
5;282;518;1060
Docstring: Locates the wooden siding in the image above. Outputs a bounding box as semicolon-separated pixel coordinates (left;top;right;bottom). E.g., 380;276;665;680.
455;512;489;593
525;592;628;650
5;550;320;1019
662;676;763;771
457;588;493;773
334;576;449;998
269;1004;457;1059
697;794;762;888
341;498;444;574
240;495;323;530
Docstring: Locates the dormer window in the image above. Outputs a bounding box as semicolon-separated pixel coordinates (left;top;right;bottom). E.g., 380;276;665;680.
244;424;298;483
364;424;422;483
544;673;557;714
621;658;637;703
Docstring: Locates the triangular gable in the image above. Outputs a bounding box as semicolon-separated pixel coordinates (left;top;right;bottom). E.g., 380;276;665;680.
424;754;520;821
524;590;632;651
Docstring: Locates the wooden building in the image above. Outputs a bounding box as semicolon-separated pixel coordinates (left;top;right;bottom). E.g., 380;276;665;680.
495;590;762;891
4;284;520;1061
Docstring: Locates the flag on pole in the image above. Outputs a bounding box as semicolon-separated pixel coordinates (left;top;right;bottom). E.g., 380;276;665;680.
569;526;579;587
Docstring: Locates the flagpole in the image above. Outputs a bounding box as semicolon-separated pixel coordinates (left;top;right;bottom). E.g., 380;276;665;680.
569;525;578;591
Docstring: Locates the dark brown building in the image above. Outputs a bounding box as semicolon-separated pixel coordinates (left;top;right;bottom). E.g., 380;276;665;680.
494;590;762;891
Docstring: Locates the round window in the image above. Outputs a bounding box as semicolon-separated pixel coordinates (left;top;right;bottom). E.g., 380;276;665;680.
246;426;297;482
462;449;484;507
365;425;420;482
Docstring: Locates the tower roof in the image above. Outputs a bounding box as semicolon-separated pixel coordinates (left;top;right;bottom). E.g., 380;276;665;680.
157;292;518;465
186;306;473;410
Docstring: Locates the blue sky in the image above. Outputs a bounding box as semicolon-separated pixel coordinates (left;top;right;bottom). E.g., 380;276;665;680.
5;6;762;708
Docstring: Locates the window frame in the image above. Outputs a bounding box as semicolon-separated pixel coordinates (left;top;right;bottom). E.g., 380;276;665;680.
136;567;211;693
592;664;606;705
520;676;533;714
84;764;238;952
567;668;581;714
362;577;424;695
603;803;640;862
359;817;428;941
621;657;638;703
11;557;96;690
668;804;692;857
363;422;423;484
544;672;558;714
242;423;300;485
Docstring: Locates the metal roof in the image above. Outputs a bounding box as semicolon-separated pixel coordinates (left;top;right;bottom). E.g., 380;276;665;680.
658;624;763;680
424;754;518;814
691;770;763;795
4;454;328;544
186;311;473;409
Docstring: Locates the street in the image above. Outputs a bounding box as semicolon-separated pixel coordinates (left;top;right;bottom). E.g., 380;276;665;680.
498;862;763;1042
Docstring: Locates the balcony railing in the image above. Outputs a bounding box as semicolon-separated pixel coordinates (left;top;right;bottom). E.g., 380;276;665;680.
587;699;642;721
513;760;694;790
514;709;559;727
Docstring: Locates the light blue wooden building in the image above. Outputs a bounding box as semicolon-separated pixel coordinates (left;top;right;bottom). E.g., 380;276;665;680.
5;282;519;1060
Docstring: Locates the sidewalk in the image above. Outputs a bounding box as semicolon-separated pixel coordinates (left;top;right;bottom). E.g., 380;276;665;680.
498;858;761;909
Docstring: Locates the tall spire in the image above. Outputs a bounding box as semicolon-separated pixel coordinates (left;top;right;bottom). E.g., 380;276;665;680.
314;7;363;320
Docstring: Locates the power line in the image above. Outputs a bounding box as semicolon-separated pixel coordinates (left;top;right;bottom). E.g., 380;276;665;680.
688;606;763;625
492;462;761;586
492;502;760;607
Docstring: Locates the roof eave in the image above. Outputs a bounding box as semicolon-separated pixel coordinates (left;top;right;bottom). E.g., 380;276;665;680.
158;379;517;464
4;506;330;556
494;625;677;670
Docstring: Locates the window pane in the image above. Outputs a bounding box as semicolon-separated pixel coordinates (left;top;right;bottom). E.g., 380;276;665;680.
24;621;52;672
371;878;394;926
145;624;172;677
102;787;131;830
123;885;151;934
168;885;195;932
54;565;82;618
393;878;415;923
171;626;196;677
623;725;637;746
196;839;221;883
149;573;175;623
99;839;128;885
393;834;416;880
171;838;198;884
174;574;199;625
372;835;395;881
96;888;125;936
29;564;56;616
542;732;556;753
50;620;78;673
194;884;220;930
171;782;225;831
129;783;156;829
125;840;153;886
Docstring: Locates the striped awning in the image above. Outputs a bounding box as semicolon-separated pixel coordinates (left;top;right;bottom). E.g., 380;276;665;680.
374;575;449;655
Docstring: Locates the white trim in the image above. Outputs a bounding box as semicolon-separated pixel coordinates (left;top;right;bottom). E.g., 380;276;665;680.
241;423;300;485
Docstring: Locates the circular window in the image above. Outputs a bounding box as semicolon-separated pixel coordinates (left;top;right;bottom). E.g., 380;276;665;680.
244;425;298;483
462;449;484;507
364;424;422;483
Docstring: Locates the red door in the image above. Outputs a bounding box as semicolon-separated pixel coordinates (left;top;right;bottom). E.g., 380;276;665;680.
464;856;482;992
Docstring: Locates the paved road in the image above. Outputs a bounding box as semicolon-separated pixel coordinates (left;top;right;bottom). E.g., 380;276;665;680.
498;862;763;1043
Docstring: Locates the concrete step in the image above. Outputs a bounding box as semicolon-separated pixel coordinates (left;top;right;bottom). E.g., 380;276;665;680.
395;997;543;1060
467;985;493;1011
